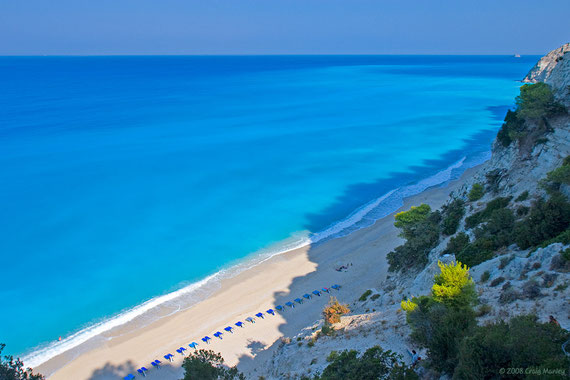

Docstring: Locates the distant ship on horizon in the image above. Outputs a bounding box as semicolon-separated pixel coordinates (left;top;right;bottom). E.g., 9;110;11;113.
514;53;521;58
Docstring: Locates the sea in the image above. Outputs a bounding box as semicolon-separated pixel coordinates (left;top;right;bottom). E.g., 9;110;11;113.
0;55;538;366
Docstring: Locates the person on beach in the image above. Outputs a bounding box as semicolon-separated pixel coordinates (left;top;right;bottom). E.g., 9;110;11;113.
549;315;560;327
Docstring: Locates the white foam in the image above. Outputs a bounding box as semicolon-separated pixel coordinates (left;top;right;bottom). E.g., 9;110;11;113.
23;152;487;370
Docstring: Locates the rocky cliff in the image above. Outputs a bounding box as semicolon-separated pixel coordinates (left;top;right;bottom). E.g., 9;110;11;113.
524;42;570;105
247;44;570;379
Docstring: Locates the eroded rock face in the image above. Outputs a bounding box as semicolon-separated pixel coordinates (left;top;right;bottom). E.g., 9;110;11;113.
523;42;570;104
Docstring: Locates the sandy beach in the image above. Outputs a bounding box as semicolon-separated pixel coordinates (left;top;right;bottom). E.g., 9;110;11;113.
37;166;479;380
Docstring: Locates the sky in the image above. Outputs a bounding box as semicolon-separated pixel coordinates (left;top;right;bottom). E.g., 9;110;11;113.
1;0;569;55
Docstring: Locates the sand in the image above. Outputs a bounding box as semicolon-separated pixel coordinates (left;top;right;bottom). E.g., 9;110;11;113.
37;166;478;380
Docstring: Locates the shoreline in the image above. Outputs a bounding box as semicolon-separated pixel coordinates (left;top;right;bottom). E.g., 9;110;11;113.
36;160;483;380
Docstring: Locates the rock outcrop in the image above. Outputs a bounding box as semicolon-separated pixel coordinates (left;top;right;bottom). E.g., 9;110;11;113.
523;42;570;104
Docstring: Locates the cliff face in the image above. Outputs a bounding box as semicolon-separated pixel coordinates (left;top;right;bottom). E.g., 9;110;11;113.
523;42;570;105
247;45;570;379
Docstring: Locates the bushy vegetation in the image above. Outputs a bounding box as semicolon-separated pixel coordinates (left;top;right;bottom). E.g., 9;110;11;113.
0;344;44;380
387;204;441;272
359;290;372;302
453;315;570;379
515;190;529;202
441;199;465;236
401;261;570;378
513;193;570;249
181;350;244;380
323;297;350;325
467;183;484;202
316;346;418;380
444;232;469;255
545;155;570;187
497;83;567;147
516;82;568;119
464;196;512;229
403;261;477;374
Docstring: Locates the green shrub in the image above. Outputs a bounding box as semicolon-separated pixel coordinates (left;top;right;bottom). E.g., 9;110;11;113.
498;255;514;269
0;344;45;380
317;346;418;380
321;324;335;337
182;350;244;380
514;194;570;249
370;294;380;301
515;190;529;202
545;156;570;186
455;237;495;267
480;270;490;282
359;290;372;302
326;351;339;362
516;205;529;216
468;183;484;202
441;199;465;235
444;232;470;255
465;197;512;229
497;109;525;147
516;83;568;120
394;204;432;238
388;208;441;272
404;261;477;374
453;315;570;379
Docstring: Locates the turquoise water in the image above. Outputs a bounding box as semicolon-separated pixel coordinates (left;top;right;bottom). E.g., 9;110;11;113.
0;55;536;363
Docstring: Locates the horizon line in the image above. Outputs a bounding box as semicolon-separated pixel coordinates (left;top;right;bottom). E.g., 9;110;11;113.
0;53;542;57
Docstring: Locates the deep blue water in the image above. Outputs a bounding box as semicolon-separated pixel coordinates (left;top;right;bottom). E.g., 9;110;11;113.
0;55;537;362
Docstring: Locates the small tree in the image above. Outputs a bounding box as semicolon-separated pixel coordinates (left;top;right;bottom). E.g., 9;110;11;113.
181;350;244;380
467;183;484;202
0;344;44;380
317;346;418;380
516;83;567;120
323;297;350;325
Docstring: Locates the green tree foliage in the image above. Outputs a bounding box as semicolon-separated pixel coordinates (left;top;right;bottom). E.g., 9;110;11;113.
441;199;465;236
388;207;441;272
0;344;44;380
403;261;477;374
465;196;512;229
394;204;432;239
432;261;476;308
513;193;570;249
497;84;567;147
316;346;418;380
496;109;526;147
516;83;567;120
181;350;244;380
467;183;484;202
545;156;570;187
444;232;470;255
453;315;570;380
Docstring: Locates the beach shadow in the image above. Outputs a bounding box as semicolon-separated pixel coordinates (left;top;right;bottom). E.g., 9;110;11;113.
86;360;137;380
245;340;266;355
233;115;511;377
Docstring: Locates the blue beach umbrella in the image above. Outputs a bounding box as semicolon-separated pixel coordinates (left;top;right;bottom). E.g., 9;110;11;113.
202;336;211;344
322;287;330;293
312;290;321;296
214;331;223;339
245;317;256;323
285;301;294;308
275;305;284;311
235;321;245;328
255;312;264;319
224;326;234;333
303;293;311;300
266;308;275;315
331;284;341;290
189;342;199;349
294;298;303;304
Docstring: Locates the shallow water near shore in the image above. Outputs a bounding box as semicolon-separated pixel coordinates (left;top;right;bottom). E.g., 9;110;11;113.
0;55;536;364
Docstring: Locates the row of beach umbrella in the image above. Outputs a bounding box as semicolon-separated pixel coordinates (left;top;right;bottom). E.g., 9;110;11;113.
124;284;341;378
